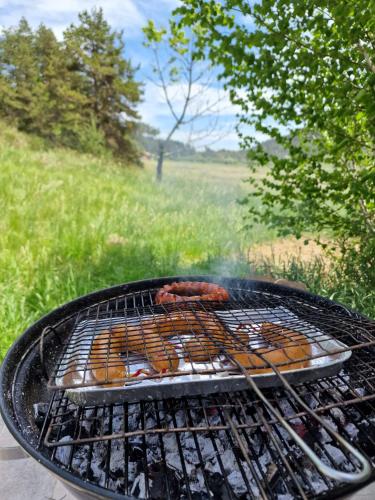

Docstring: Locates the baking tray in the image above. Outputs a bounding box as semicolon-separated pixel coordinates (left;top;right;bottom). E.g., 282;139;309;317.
56;307;352;405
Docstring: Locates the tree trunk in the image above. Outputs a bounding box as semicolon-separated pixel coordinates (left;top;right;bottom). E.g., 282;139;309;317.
156;141;164;182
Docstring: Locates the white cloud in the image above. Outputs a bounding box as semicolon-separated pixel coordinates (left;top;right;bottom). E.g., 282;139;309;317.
139;81;239;125
170;125;268;150
138;80;271;149
141;81;274;121
0;0;145;37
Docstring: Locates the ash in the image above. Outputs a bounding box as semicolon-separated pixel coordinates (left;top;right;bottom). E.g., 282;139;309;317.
44;371;375;499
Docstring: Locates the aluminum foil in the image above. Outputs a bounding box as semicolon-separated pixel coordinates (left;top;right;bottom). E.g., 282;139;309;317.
56;307;352;405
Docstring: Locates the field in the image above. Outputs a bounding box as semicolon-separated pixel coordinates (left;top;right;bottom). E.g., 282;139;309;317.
1;125;374;359
0;125;276;358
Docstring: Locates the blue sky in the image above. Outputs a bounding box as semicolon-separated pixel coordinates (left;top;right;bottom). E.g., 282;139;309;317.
0;0;267;149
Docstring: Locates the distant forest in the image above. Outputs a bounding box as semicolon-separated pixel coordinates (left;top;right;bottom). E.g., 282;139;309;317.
136;125;245;164
138;125;284;164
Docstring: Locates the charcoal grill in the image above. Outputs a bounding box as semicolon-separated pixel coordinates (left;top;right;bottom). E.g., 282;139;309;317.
1;275;375;500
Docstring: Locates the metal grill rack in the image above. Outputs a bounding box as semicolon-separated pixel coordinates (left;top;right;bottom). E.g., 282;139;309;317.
39;371;375;499
45;287;375;391
30;280;375;498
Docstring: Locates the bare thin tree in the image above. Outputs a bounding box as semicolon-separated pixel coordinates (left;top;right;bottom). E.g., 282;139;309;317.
144;22;227;181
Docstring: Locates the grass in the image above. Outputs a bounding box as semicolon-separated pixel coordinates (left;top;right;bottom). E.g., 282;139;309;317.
250;252;375;320
0;124;275;358
1;124;373;359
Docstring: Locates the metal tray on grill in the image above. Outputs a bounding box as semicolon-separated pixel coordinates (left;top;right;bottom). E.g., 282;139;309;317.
58;307;352;405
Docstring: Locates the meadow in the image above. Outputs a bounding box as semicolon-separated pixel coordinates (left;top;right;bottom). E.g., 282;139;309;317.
0;124;275;358
1;124;373;359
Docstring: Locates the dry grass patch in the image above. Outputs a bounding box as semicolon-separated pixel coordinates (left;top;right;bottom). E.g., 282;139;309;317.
248;236;333;268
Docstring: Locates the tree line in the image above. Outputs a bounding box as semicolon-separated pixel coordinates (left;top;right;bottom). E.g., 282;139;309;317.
0;8;142;163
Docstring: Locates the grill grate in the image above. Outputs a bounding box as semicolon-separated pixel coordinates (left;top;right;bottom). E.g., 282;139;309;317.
45;286;375;390
33;280;375;498
39;372;375;499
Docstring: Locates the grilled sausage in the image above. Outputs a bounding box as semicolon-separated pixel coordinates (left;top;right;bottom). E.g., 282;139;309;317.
89;325;179;384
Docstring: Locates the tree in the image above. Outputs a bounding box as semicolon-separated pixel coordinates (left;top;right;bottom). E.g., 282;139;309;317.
64;8;142;163
0;19;93;147
177;0;375;284
143;20;226;181
0;18;39;129
0;19;89;146
31;24;87;143
0;11;143;163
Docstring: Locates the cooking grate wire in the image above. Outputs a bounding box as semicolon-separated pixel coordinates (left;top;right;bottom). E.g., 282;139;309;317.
36;283;375;497
44;291;375;390
39;385;375;499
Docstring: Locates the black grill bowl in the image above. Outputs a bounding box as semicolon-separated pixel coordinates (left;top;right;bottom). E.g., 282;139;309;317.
1;275;374;500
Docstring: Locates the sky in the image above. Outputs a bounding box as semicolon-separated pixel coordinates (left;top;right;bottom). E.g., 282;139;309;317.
0;0;265;150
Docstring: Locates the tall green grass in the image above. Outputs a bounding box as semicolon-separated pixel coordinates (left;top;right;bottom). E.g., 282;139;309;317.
1;125;373;359
251;255;375;319
0;125;273;358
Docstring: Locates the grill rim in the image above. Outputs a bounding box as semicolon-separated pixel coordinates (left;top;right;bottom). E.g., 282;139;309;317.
0;274;373;500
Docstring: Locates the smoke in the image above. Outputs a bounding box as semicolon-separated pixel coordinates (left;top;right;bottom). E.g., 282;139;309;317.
177;254;258;290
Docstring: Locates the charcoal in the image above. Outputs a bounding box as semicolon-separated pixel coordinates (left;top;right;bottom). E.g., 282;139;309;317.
189;493;210;500
351;399;374;417
129;445;144;462
32;402;49;429
207;471;229;498
148;462;181;499
356;422;375;457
